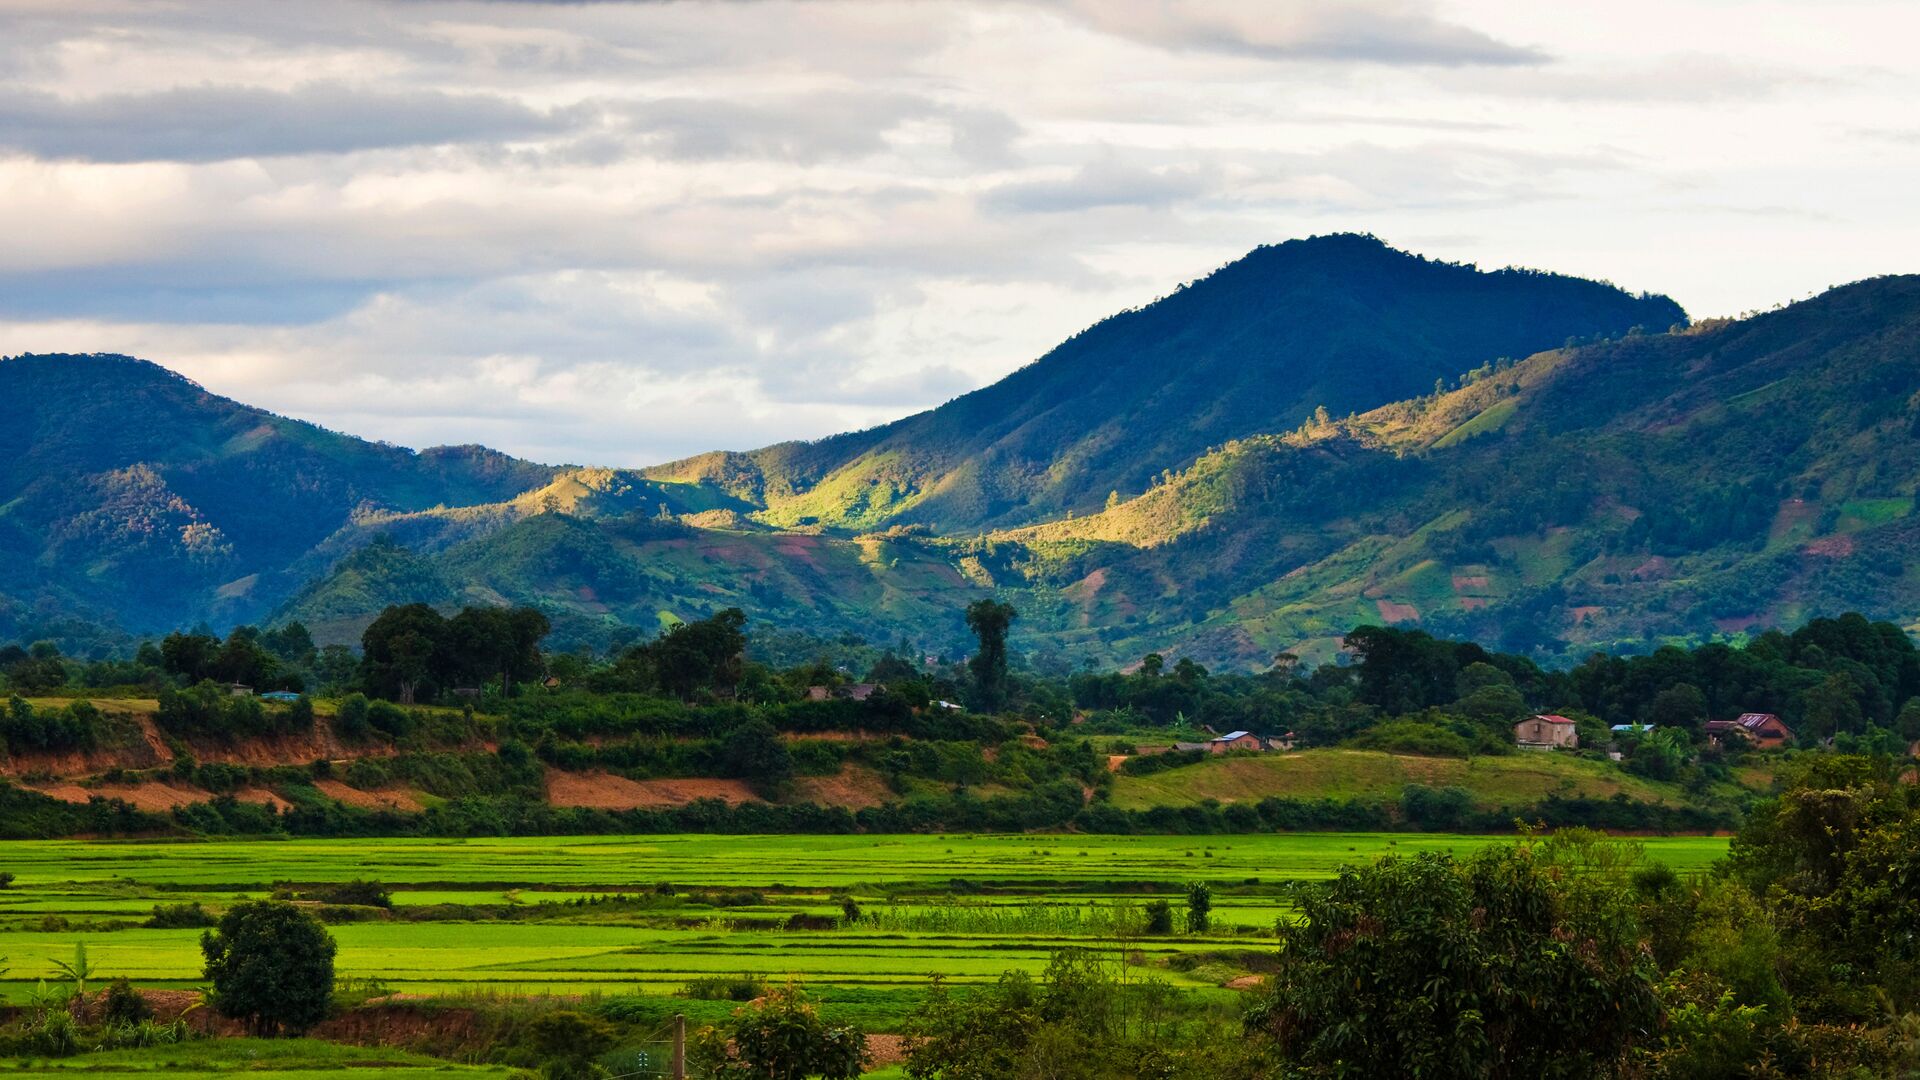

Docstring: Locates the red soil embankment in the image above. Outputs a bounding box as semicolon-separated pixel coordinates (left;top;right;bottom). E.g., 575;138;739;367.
544;768;760;810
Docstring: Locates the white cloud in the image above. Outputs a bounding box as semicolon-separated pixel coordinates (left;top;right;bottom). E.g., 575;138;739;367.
0;0;1915;466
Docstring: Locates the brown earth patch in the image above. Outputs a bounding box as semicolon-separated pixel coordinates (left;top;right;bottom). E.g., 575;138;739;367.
1804;535;1855;558
792;765;891;810
1458;597;1489;611
868;1034;908;1067
1451;575;1490;590
1715;614;1765;633
313;778;425;813
544;768;759;810
1107;755;1130;773
30;779;211;812
1223;975;1265;991
233;786;293;812
1568;606;1604;624
1630;557;1671;581
1374;599;1419;623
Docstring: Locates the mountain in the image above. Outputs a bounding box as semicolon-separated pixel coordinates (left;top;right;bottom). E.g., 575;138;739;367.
15;246;1920;670
0;354;557;634
646;233;1684;532
988;274;1920;664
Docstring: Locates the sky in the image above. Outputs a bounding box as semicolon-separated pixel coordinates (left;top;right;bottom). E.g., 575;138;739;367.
1;1;1916;467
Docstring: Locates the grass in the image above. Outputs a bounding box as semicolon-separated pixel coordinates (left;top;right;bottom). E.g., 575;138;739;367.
1107;748;1709;810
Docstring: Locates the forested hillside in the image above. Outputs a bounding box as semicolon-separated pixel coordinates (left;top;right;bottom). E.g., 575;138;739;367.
0;355;555;637
646;233;1684;531
992;274;1920;665
9;247;1920;668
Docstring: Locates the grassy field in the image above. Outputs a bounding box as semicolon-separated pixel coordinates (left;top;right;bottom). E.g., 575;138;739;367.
0;833;1728;1006
1108;748;1720;809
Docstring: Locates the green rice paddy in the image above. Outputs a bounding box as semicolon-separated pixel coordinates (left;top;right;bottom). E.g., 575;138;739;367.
0;833;1728;1004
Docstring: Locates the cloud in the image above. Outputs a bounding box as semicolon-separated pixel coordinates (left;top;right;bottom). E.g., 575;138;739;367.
1045;0;1546;66
0;82;573;163
983;158;1216;214
612;91;1019;165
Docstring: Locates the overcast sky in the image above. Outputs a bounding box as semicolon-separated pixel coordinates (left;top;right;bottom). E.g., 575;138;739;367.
2;1;1916;466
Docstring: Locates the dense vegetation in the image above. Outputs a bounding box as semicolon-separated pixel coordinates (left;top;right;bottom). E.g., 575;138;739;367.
2;605;1914;842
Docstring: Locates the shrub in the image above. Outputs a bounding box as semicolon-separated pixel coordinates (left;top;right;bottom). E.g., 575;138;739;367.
1252;843;1658;1076
145;901;217;929
692;982;867;1080
102;978;153;1025
681;974;767;1002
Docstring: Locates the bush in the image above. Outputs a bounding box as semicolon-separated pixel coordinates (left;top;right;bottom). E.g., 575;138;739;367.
1252;843;1658;1076
102;978;153;1025
681;974;767;1002
145;901;217;929
317;879;393;908
692;983;867;1080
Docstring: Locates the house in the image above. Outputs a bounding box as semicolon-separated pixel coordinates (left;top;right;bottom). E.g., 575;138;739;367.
806;685;831;701
541;675;561;689
1515;714;1578;750
1609;723;1656;734
843;683;877;702
1704;712;1794;749
1208;731;1264;753
1172;741;1211;753
935;700;964;712
260;690;301;703
227;683;253;697
1265;732;1297;752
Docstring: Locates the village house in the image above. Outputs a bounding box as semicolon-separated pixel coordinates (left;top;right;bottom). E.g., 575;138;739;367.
1515;714;1578;750
1208;731;1263;753
1703;712;1795;749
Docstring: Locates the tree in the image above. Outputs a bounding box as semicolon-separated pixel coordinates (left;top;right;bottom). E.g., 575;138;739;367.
964;600;1016;712
1648;682;1708;739
447;605;550;695
200;900;336;1036
615;608;748;698
360;603;449;704
692;982;867;1079
1184;881;1212;934
724;718;794;795
1252;844;1658;1078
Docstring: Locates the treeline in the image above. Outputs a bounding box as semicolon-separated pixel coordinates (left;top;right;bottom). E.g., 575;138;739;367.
0;769;1735;842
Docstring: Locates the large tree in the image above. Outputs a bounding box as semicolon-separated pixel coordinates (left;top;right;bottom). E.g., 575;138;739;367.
359;603;449;704
447;605;550;695
1253;842;1658;1078
200;900;336;1037
964;600;1016;712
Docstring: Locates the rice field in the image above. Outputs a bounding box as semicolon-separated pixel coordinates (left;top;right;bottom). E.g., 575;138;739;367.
0;833;1728;1004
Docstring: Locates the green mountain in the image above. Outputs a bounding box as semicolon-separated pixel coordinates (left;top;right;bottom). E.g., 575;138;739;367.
14;245;1920;669
0;354;556;635
988;274;1920;665
646;233;1684;532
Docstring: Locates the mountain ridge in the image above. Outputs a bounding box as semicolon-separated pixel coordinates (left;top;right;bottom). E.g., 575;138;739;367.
14;247;1920;670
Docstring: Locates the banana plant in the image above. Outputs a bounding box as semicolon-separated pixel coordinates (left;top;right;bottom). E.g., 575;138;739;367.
48;942;95;1002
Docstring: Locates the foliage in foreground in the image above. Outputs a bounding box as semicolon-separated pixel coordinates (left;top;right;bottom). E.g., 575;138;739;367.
200;900;336;1036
